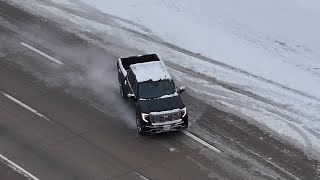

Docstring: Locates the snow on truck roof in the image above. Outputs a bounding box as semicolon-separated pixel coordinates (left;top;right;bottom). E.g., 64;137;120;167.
130;61;172;82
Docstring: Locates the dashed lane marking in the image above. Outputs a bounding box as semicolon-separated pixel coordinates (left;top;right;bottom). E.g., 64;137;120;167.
182;130;222;153
0;153;40;180
20;42;63;65
1;91;51;122
134;172;150;180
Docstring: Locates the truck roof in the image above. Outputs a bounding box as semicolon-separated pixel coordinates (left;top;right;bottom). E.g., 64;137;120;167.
130;61;172;82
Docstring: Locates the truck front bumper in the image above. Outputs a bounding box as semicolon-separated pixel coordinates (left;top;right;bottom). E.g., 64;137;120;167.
143;118;188;134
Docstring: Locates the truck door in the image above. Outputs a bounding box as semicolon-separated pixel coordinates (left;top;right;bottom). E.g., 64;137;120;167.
131;79;138;110
127;70;137;108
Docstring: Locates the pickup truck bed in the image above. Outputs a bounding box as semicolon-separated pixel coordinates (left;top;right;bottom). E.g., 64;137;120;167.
117;54;161;88
118;54;160;74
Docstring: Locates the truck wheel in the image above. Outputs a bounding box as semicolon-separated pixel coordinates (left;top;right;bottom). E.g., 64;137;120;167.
119;84;126;99
184;121;189;129
136;117;145;136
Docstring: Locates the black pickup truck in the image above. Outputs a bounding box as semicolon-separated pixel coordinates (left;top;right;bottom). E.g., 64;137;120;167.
117;54;188;135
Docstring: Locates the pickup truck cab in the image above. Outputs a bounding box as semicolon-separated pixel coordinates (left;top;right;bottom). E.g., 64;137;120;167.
117;54;188;135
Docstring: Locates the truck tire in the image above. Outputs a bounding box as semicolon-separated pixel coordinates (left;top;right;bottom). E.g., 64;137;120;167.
136;117;145;136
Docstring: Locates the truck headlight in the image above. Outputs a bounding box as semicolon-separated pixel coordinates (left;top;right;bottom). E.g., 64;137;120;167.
181;107;187;118
141;113;149;122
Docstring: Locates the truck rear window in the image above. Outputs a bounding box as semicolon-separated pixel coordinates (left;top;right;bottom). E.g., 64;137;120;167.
139;80;176;99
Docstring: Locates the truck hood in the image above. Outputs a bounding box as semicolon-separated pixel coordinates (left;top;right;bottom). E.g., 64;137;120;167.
138;95;185;113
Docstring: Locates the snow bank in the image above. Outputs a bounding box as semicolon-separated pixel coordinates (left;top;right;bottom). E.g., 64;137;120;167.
81;0;320;98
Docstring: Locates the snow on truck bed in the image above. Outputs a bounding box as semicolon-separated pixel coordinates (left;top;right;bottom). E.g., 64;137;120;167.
130;61;171;82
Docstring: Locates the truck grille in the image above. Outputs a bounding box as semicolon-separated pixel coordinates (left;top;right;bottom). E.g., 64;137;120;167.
149;109;181;124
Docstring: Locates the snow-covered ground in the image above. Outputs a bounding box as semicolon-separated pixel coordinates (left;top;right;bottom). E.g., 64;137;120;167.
5;0;320;157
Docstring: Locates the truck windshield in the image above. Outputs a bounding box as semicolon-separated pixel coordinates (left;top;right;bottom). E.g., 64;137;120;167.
139;80;176;99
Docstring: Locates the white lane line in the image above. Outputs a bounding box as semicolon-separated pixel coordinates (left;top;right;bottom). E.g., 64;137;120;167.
182;130;222;153
1;91;51;122
0;153;39;180
134;172;150;180
20;42;63;65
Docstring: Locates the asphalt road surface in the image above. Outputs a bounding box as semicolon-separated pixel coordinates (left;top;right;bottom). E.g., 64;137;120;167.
0;1;319;180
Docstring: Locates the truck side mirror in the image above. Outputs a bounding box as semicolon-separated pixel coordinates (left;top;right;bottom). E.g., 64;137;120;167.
178;86;186;94
127;93;137;101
